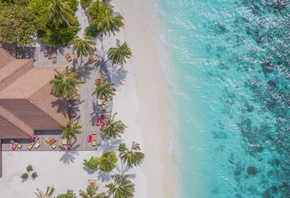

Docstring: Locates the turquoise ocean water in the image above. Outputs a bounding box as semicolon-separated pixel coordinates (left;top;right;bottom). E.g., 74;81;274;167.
153;0;290;197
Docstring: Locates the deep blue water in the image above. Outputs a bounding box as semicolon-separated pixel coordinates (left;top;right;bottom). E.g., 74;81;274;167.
155;0;290;197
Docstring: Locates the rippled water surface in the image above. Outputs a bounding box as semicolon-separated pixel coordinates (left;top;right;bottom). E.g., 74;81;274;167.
154;0;290;197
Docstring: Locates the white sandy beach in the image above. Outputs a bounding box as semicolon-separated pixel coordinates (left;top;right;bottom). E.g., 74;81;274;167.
0;0;177;197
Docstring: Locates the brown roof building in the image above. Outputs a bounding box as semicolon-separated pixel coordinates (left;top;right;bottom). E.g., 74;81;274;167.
0;48;68;140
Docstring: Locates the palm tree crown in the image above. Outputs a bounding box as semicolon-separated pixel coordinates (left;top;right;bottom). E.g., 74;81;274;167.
118;142;144;169
107;40;132;66
93;81;116;102
47;0;75;27
97;151;118;172
60;119;82;143
35;186;55;198
97;6;124;36
106;175;135;198
71;35;96;58
79;185;108;198
50;66;85;99
100;113;126;140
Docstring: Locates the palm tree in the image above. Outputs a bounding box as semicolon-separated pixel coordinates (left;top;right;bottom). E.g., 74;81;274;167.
100;113;126;140
47;0;75;27
60;119;82;143
50;66;85;99
35;186;55;198
70;35;96;59
118;142;144;169
106;175;135;198
79;186;109;198
93;81;116;102
98;151;118;172
107;39;132;66
97;6;124;36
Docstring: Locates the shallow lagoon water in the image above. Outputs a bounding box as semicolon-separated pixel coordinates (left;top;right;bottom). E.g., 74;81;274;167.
154;0;290;197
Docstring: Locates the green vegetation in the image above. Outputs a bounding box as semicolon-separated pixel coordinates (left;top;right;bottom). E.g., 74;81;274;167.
31;172;38;179
21;173;29;180
56;189;76;198
79;186;108;198
83;156;99;170
70;35;96;58
0;3;38;46
35;186;55;198
98;152;118;172
26;165;33;172
60;119;82;143
80;0;93;9
118;142;144;169
106;175;135;198
84;23;99;38
93;81;116;102
107;40;132;66
50;66;85;99
100;113;127;140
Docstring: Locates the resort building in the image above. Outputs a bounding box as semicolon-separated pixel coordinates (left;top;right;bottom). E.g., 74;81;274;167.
0;45;68;176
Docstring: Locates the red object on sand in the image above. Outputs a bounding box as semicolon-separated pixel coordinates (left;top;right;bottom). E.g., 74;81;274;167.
87;135;92;142
101;114;105;120
96;119;101;126
67;144;72;150
51;138;56;143
101;124;105;129
12;145;16;150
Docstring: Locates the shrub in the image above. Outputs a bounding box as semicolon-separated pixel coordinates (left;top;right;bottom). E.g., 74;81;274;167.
31;172;38;179
21;173;29;180
26;165;33;172
84;23;99;38
98;152;117;172
56;189;76;198
83;156;98;170
80;0;93;9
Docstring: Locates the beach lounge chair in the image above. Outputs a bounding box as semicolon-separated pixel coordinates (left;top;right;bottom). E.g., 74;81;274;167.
10;139;15;144
51;138;56;143
35;135;39;140
17;143;22;149
28;144;33;150
52;56;57;64
48;52;52;59
88;179;96;188
87;135;92;142
96;119;101;126
67;144;72;150
92;130;96;135
34;142;40;149
62;138;68;145
65;53;72;62
97;98;103;105
12;144;16;151
51;143;57;149
92;140;97;146
45;138;50;143
72;55;78;63
102;104;106;110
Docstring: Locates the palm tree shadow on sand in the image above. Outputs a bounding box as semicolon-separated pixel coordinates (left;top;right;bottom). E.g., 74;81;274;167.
108;65;128;87
59;146;80;164
100;139;123;153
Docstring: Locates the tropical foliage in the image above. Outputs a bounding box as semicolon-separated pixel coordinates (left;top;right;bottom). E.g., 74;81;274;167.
80;0;93;9
47;0;75;27
56;189;76;198
83;156;99;170
106;175;135;198
60;119;82;143
93;81;116;102
70;35;96;58
98;152;118;172
100;113;127;140
21;173;29;180
0;3;38;46
97;6;124;36
79;186;108;198
50;66;85;99
107;40;132;66
35;186;55;198
118;142;144;169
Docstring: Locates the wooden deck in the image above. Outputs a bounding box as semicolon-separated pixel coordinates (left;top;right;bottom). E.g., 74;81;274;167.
1;46;111;152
